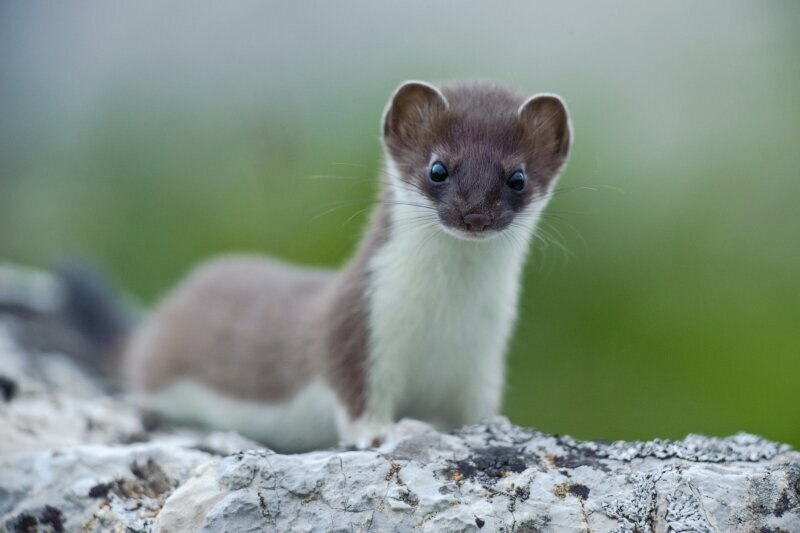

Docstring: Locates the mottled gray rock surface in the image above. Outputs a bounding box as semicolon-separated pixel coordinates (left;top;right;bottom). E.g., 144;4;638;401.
151;419;799;532
0;314;798;532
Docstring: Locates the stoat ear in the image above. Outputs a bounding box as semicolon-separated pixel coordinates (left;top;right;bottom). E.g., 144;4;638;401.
382;81;448;149
518;93;572;162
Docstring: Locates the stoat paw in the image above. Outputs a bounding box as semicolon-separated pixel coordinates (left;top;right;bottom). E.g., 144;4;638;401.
340;420;391;450
356;433;385;450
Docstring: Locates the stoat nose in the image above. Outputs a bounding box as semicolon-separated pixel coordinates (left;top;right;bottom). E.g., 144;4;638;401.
463;213;491;232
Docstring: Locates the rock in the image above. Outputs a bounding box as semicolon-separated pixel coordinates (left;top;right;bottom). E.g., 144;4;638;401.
151;421;800;532
0;314;798;531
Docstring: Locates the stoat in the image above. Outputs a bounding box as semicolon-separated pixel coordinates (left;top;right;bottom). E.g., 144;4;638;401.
122;81;572;452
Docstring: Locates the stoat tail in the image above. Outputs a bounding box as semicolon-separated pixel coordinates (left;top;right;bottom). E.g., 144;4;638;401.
0;260;135;388
58;261;133;355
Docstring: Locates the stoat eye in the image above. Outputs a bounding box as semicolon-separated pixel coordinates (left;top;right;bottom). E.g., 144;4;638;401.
507;170;526;191
429;161;449;183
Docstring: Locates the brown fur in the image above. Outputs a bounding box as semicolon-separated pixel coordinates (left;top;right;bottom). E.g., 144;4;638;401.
384;81;570;234
125;257;333;401
320;200;391;418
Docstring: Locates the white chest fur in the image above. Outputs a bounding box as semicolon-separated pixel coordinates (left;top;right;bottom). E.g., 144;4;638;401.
365;201;534;430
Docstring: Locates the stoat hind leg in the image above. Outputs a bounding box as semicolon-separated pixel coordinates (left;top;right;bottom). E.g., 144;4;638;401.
138;378;341;453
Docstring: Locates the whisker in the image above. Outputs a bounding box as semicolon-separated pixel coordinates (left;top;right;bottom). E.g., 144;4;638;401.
538;212;586;245
341;205;377;227
331;161;368;168
381;200;437;211
304;174;368;181
537;224;574;260
309;198;380;222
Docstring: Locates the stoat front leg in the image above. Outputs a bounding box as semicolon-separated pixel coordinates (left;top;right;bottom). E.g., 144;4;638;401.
337;385;396;450
338;414;393;450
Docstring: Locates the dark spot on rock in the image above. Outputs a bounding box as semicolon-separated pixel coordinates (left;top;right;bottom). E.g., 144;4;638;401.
257;490;269;518
0;375;18;402
514;485;530;501
514;518;544;532
39;506;64;533
552;440;609;471
129;458;171;496
397;489;419;507
110;458;172;500
88;482;112;498
8;506;64;533
773;489;794;517
384;462;402;482
475;517;485;528
9;512;37;533
450;446;535;483
568;483;590;501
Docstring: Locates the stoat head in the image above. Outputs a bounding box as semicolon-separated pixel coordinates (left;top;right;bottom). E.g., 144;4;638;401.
381;80;572;241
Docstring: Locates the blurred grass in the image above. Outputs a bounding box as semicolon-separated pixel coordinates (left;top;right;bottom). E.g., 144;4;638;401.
1;1;798;447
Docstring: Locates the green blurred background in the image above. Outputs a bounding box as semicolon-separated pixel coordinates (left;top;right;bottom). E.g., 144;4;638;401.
1;2;798;446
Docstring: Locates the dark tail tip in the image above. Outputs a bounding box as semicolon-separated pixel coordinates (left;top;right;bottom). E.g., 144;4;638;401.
57;260;131;352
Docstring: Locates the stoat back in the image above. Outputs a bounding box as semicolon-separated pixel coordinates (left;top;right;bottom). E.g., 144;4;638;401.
125;256;333;402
